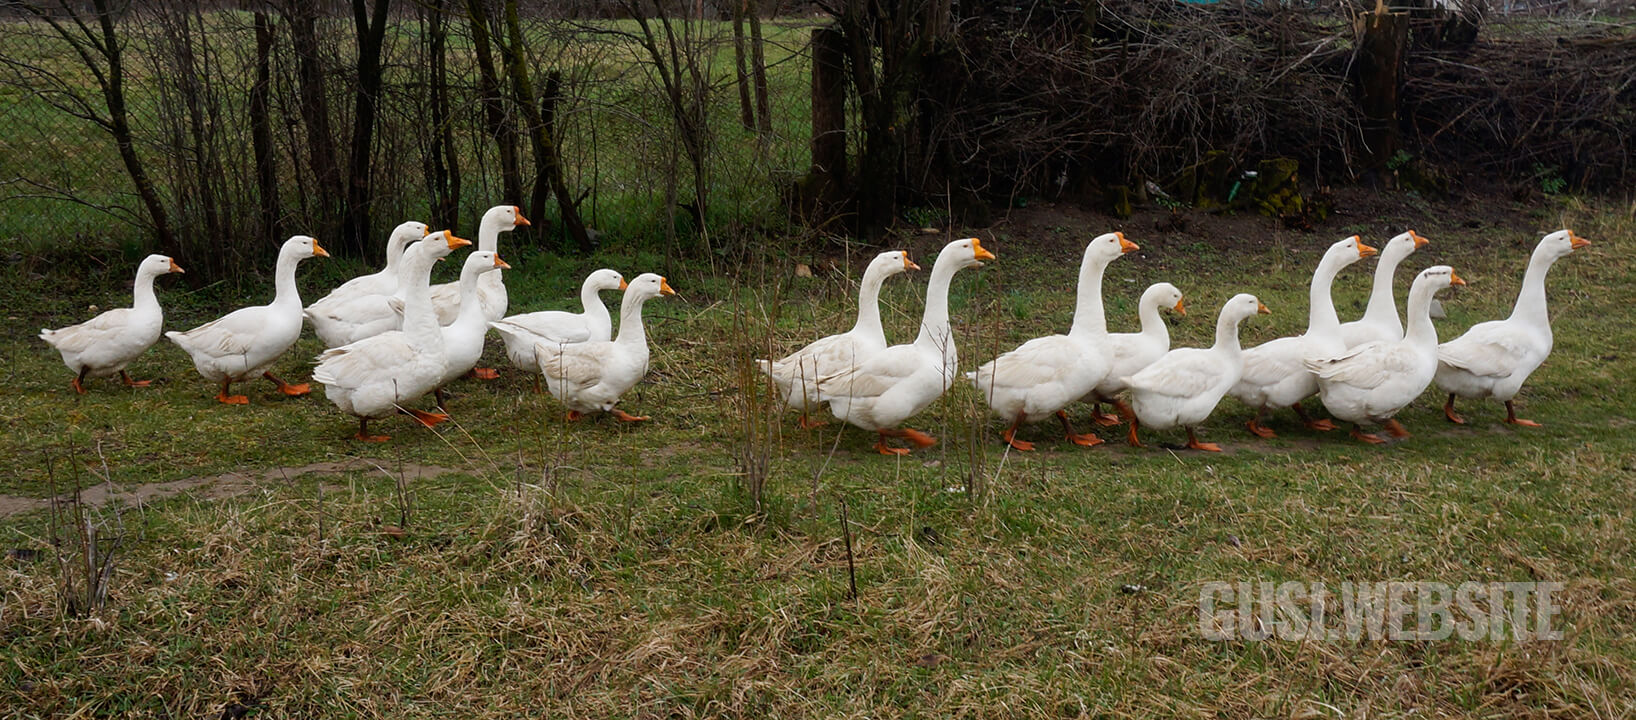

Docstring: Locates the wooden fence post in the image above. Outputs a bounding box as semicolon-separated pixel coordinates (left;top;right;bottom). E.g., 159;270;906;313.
1354;1;1409;173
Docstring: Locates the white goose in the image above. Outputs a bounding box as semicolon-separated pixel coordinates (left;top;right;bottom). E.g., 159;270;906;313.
41;253;184;393
535;273;676;422
967;232;1136;450
1084;282;1186;424
1436;229;1589;426
1307;266;1464;443
166;235;327;404
1339;229;1428;348
435;250;512;405
757;250;918;429
490;268;627;384
1125;293;1269;451
816;238;995;455
1229;235;1376;437
304;220;427;328
313;231;471;441
428;204;529;325
305;232;443;348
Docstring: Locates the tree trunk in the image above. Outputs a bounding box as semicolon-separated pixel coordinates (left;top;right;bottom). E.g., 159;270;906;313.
732;0;755;130
499;0;589;252
423;0;460;229
250;13;281;245
286;2;343;242
809;26;847;201
540;72;593;253
344;0;392;259
85;0;178;257
746;5;772;136
467;0;524;209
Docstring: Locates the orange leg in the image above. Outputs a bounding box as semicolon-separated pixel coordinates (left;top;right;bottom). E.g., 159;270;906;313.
1292;401;1335;431
1126;418;1145;448
1089;401;1122;427
119;370;151;388
566;410;584;422
874;431;912;455
71;367;89;395
1001;414;1036;452
468;367;500;381
1504;401;1541;427
1245;407;1277;439
215;379;249;405
612;409;650;423
1382;418;1410;439
1112;399;1135;425
797;412;827;430
1186;427;1222;452
264;371;310;397
1057;410;1104;447
404;407;450;428
352;417;390;443
1349;424;1386;445
1443;393;1466;424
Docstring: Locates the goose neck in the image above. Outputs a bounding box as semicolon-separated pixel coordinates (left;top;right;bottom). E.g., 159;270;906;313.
614;292;652;347
132;268;161;314
1307;255;1344;335
454;267;486;326
1404;280;1442;349
913;255;959;358
1362;247;1406;328
1137;296;1168;345
1212;312;1245;355
850;266;889;340
272;249;302;309
1509;245;1557;326
1068;253;1111;338
399;251;441;337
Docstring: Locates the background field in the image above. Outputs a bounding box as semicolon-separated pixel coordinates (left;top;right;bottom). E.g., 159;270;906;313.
2;189;1632;717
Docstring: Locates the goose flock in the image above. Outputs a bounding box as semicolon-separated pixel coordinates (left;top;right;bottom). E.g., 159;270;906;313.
40;210;1587;454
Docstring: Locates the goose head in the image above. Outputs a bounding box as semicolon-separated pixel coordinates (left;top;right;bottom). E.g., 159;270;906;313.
1144;282;1185;316
865;250;919;282
1085;231;1140;265
1381;229;1428;261
938;237;996;271
587;268;627;292
390;220;430;246
417;230;472;262
462;250;511;279
139;253;185;277
1320;234;1377;272
483;204;532;232
1413;265;1466;294
1538;229;1590;260
283;235;330;260
1222;293;1270;323
627;272;677;301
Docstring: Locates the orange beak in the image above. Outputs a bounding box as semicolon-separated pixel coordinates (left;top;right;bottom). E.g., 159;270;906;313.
1118;232;1140;253
1173;297;1186;316
421;226;430;237
1410;230;1428;249
1450;271;1466;286
445;232;472;250
1356;238;1378;259
1570;232;1590;250
903;254;920;271
1257;302;1271;315
972;238;997;261
312;241;330;258
618;278;629;290
512;207;531;227
494;254;512;270
168;259;185;274
659;278;676;296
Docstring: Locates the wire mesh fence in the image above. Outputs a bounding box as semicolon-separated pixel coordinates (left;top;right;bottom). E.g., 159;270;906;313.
0;2;819;279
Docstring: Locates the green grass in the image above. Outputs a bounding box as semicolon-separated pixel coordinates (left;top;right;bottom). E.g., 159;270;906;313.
1;198;1633;717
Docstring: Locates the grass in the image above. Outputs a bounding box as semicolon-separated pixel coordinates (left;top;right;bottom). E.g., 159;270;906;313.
1;196;1633;717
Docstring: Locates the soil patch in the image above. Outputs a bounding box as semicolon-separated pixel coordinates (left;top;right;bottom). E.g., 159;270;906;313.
0;460;466;519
